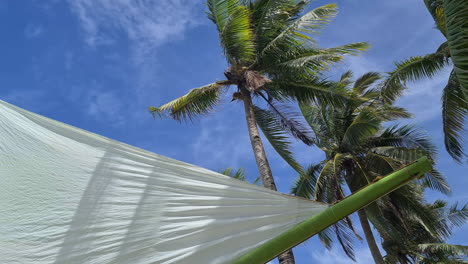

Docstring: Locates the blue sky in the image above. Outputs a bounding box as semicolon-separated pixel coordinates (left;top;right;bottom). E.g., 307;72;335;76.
1;0;466;263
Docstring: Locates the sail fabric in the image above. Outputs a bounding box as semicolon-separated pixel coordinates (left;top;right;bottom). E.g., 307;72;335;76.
0;100;328;264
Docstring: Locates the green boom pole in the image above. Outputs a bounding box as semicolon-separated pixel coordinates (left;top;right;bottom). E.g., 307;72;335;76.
232;156;432;264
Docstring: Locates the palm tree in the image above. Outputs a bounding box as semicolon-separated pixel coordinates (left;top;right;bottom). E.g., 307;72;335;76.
255;71;450;263
148;1;367;262
382;200;468;263
379;0;468;162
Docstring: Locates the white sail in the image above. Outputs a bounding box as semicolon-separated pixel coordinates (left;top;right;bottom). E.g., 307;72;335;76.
0;100;327;264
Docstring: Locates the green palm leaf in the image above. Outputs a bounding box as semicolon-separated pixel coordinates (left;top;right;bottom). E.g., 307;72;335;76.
258;4;338;58
444;0;468;90
418;243;468;256
259;99;315;145
207;0;239;32
278;52;343;72
338;70;353;88
442;70;467;162
313;159;335;202
381;53;449;102
149;82;224;121
220;5;256;64
341;110;380;147
253;106;304;174
291;163;322;199
319;42;370;60
250;0;303;40
369;125;437;156
271;79;348;106
424;0;448;36
371;147;428;163
333;219;357;261
420;169;451;195
446;202;468;227
272;43;369;75
353;72;381;94
219;167;247;181
376;105;412;121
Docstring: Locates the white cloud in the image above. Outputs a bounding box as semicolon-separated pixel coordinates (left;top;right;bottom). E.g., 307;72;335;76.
1;90;48;110
24;24;44;39
311;247;374;264
190;106;252;170
67;0;203;51
86;90;125;125
66;0;207;119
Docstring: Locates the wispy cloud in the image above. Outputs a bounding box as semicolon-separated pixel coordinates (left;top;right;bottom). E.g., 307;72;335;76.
311;247;374;264
86;90;125;125
190;106;253;170
67;0;204;52
24;24;44;39
65;0;207;123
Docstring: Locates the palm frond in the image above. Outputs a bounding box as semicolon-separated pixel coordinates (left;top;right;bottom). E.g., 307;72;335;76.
250;0;300;38
271;79;348;106
418;243;468;256
220;5;256;64
420;169;451;194
444;0;468;90
317;226;334;250
369;125;437;157
313;159;336;202
258;96;315;146
320;42;370;57
276;42;369;73
353;72;382;94
442;70;467;162
258;4;338;57
207;0;239;32
333;220;356;261
376;105;412;121
219;167;247;181
370;147;429;164
149;82;224;121
387;185;447;238
291;163;322;199
424;0;448;36
253;106;304;174
446;202;468;227
341;110;380;147
381;53;449;102
338;70;353;87
298;102;333;148
278;52;342;72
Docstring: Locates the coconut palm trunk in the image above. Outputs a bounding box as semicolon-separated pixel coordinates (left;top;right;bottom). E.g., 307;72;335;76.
357;210;384;264
240;85;295;263
345;169;384;264
149;3;368;264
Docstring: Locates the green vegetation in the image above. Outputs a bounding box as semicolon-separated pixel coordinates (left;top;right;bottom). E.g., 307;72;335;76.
149;1;366;262
256;70;456;263
149;0;467;263
380;0;468;162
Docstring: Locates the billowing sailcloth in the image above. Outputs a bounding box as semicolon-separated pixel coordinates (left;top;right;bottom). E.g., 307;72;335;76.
0;100;328;263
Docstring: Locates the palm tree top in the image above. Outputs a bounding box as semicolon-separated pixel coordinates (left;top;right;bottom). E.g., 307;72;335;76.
149;0;368;122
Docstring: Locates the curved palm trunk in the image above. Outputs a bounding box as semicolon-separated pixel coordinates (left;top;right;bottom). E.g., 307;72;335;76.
344;169;384;264
357;209;384;264
240;86;295;264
